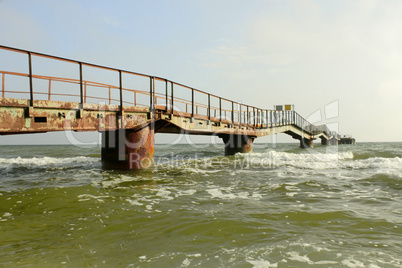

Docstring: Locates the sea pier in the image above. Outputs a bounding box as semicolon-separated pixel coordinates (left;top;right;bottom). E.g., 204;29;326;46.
0;45;354;169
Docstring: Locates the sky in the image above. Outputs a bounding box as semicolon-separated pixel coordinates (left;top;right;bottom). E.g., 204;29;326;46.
0;0;401;145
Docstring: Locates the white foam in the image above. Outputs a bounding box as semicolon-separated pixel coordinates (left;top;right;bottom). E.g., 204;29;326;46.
125;199;143;206
77;194;110;203
0;156;98;167
287;251;312;263
206;188;254;200
344;157;402;170
155;188;174;200
238;150;402;173
247;259;276;268
239;150;351;170
341;258;365;268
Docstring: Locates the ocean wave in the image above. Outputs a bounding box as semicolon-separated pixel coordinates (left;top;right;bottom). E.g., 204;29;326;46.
344;156;402;170
235;150;353;170
235;150;402;173
0;156;98;167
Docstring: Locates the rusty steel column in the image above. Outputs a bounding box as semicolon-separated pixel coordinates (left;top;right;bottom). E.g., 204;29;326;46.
329;138;338;146
321;137;329;145
101;124;155;170
220;134;254;156
300;138;313;148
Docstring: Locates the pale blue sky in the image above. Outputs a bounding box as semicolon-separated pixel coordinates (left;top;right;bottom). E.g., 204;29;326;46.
0;0;401;144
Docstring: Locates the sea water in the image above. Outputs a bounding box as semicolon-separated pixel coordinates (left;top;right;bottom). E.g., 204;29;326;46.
0;142;401;267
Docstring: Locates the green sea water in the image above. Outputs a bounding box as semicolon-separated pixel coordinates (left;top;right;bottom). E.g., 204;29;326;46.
0;142;401;267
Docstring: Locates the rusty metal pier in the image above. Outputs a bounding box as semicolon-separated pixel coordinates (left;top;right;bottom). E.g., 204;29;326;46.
0;45;349;169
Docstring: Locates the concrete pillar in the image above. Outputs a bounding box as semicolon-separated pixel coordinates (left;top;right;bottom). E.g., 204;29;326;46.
220;134;254;156
101;124;154;170
300;138;313;148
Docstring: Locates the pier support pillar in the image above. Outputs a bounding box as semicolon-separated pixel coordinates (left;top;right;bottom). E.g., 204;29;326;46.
101;124;154;170
220;134;254;156
329;138;338;146
321;138;329;146
300;138;314;148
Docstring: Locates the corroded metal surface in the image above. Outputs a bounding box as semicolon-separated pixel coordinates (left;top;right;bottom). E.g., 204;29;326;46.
0;98;150;134
101;125;154;170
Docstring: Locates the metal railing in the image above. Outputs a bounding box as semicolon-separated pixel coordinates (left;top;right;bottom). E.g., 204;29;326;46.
0;45;335;137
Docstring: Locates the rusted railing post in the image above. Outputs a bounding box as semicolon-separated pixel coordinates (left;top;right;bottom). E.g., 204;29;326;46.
171;82;174;114
48;79;52;101
119;70;123;112
208;94;211;120
253;107;256;126
219;97;222;122
108;86;111;105
79;62;83;106
246;106;249;128
165;79;168;111
191;88;194;117
2;73;5;98
271;111;273;127
149;76;154;112
28;52;34;107
84;82;87;103
239;103;242;127
231;101;234;126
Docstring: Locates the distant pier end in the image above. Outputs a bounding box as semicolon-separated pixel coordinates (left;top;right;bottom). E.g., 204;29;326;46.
339;135;356;145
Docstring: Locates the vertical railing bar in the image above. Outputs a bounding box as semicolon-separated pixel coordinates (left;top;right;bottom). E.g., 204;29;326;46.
284;110;286;125
134;91;137;106
231;101;234;127
258;109;260;127
149;76;153;111
165;79;168;111
270;110;272;127
239;104;242;128
171;82;174;114
152;76;155;111
119;70;123;112
28;52;34;107
208;94;211;120
191;88;194;117
79;62;83;106
219;97;222;122
109;86;111;105
246;106;249;128
253;107;256;126
256;109;258;127
84;82;87;103
48;79;52;101
2;73;5;98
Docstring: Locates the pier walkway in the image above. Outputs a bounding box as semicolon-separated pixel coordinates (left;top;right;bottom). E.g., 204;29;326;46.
0;45;350;169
